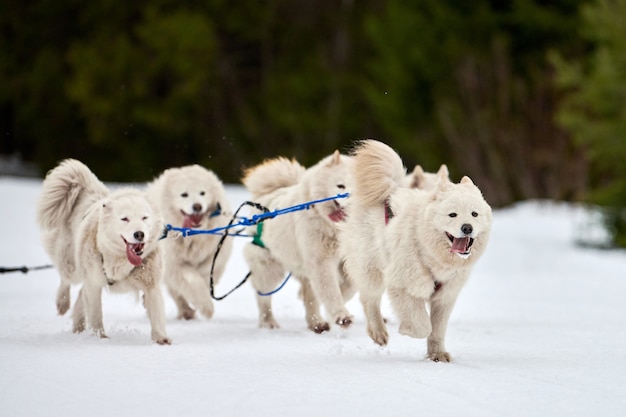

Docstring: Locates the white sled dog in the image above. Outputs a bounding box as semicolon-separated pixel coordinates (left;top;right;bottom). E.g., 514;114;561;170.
36;159;170;344
242;151;355;333
147;165;233;320
342;140;492;362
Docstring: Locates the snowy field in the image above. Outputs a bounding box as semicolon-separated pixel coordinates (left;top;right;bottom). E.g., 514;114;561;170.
1;176;625;417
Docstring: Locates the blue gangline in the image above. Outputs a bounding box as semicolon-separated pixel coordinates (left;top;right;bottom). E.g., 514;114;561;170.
163;192;349;238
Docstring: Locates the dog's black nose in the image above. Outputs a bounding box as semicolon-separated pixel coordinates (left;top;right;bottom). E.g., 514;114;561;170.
133;231;145;242
461;223;473;235
192;203;202;213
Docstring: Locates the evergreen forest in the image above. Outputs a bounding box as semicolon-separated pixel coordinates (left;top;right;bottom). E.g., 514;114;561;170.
2;0;625;246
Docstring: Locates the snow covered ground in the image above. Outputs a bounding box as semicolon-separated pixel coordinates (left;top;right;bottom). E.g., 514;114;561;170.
1;177;625;417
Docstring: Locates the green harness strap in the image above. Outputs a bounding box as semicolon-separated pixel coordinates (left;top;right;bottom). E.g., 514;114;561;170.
252;221;266;248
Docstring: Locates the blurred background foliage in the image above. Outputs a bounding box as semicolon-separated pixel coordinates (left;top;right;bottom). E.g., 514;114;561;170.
1;0;625;246
552;0;626;247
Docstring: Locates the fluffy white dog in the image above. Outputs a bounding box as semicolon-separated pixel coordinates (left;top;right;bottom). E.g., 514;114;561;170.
342;140;492;361
242;151;355;333
37;159;170;344
147;165;233;320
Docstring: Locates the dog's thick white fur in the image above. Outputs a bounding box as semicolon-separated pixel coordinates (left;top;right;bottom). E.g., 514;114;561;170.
342;140;492;362
242;151;355;333
147;165;233;320
36;159;170;344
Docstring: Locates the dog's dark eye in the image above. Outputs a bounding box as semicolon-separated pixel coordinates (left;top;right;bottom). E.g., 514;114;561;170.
449;213;457;218
181;192;188;198
337;184;345;190
142;216;149;221
471;211;478;217
200;191;205;196
121;217;129;222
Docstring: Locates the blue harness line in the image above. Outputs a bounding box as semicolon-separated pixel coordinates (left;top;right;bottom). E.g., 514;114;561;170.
256;272;292;296
161;193;349;239
172;193;349;301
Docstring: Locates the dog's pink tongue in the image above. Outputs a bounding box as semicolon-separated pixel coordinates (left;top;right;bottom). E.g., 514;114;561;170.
328;208;345;222
183;214;203;228
450;237;470;253
126;244;143;266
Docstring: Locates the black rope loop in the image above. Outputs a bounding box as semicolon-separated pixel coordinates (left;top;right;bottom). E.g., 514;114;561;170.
209;200;270;301
0;264;54;274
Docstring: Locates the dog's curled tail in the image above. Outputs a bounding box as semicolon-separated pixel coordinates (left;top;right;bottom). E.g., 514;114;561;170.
37;159;108;230
242;157;306;197
352;140;406;206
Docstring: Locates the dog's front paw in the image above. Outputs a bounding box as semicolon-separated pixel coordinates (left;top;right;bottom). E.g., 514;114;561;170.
178;308;196;320
310;321;331;334
56;297;70;316
72;320;86;334
56;286;71;315
155;337;172;345
94;329;109;339
199;305;214;320
259;316;280;329
428;351;452;363
368;325;389;346
399;320;432;339
335;314;354;328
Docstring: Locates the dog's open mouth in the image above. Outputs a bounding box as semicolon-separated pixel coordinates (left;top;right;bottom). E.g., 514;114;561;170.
328;201;346;222
122;236;144;266
181;211;204;228
446;232;474;257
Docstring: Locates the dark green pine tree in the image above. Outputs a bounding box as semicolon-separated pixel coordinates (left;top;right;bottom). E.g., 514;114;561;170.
553;0;626;247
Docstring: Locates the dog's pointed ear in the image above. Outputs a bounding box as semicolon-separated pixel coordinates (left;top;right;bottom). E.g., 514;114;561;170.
409;165;425;188
328;150;341;166
432;171;449;200
437;164;449;179
460;176;474;186
436;165;450;186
